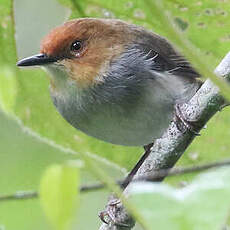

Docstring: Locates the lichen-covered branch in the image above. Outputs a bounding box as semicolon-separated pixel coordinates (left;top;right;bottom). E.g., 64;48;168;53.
98;52;230;230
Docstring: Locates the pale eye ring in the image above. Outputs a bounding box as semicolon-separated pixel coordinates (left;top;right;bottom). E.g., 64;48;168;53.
71;40;82;51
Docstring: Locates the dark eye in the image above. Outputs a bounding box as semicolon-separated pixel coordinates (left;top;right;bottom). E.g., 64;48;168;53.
71;40;82;51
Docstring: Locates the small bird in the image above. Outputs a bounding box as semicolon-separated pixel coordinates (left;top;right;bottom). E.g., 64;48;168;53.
17;18;201;148
17;18;202;224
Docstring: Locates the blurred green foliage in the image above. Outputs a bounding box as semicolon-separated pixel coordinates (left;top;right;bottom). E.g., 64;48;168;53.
40;163;80;230
130;168;230;230
0;112;124;230
1;0;230;229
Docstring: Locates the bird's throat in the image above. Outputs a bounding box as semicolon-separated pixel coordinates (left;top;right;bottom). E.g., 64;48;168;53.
43;64;71;91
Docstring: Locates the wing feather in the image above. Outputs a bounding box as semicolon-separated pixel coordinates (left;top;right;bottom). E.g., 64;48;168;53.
135;30;201;79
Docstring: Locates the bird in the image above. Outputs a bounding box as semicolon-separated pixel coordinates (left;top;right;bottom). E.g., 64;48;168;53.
17;18;201;188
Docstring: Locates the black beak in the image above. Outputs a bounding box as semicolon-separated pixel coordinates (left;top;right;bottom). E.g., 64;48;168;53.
17;54;57;67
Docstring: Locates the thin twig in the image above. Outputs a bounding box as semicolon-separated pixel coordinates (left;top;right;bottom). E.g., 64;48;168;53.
2;158;230;202
0;191;37;201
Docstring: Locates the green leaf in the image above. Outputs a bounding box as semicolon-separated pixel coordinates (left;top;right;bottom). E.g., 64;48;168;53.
129;168;230;230
0;0;17;65
0;66;17;113
39;163;80;230
0;0;17;114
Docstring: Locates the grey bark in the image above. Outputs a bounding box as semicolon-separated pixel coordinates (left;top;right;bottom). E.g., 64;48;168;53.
99;52;230;230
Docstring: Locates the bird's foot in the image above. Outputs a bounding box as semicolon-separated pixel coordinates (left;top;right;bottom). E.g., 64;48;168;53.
99;197;134;228
144;143;154;152
174;103;201;136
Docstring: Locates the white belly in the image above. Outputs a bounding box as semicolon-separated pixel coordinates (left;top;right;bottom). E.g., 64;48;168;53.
79;94;173;146
51;79;175;146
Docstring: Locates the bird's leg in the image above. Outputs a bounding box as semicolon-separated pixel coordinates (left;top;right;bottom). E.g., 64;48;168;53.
99;195;135;228
99;199;131;228
174;103;201;136
99;143;153;227
121;142;154;190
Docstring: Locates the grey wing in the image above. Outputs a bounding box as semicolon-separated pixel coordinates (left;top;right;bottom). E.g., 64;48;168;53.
136;32;201;79
148;49;200;79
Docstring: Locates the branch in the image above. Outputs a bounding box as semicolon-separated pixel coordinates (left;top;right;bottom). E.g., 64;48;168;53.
2;158;230;202
98;52;230;230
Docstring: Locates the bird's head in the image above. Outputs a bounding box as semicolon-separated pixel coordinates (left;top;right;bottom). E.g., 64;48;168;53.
17;18;136;88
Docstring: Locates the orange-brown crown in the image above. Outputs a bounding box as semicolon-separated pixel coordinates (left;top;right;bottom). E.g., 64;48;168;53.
41;18;135;87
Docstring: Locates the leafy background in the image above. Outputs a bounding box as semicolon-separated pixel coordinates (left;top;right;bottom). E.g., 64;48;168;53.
1;0;230;229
